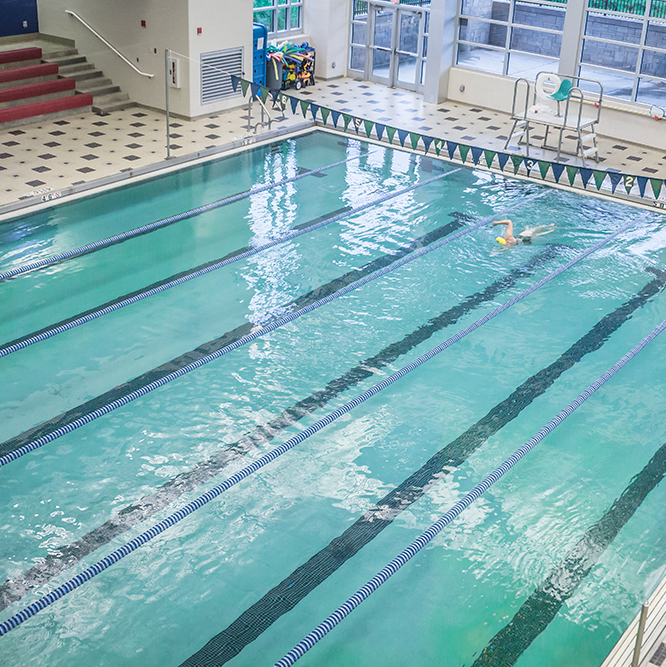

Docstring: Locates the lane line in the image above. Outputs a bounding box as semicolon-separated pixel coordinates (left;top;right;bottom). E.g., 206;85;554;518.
0;150;376;283
0;193;545;467
272;319;666;667
471;440;666;666
0;169;461;357
0;244;566;611
0;218;634;637
181;266;666;667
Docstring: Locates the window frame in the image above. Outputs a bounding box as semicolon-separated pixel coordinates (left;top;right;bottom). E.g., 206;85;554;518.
454;0;567;77
579;1;666;104
253;0;304;37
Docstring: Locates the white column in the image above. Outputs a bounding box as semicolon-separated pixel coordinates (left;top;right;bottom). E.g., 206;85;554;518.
303;0;352;79
423;0;457;104
558;0;586;76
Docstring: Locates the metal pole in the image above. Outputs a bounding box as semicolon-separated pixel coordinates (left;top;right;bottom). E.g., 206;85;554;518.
247;95;252;133
631;602;650;667
165;48;171;160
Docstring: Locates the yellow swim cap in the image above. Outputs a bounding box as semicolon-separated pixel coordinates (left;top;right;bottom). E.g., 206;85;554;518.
496;237;507;245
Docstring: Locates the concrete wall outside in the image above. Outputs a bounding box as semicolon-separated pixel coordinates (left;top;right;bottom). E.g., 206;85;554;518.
447;66;666;150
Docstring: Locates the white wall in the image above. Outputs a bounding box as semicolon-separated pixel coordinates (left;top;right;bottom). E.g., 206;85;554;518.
446;66;666;151
303;0;350;80
187;0;253;118
37;0;254;118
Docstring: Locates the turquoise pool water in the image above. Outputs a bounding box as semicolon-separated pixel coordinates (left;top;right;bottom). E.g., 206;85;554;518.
1;130;666;666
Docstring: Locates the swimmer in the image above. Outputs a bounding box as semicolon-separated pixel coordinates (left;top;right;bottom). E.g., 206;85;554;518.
492;219;555;246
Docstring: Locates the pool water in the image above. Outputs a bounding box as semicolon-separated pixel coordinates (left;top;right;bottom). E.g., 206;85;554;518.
1;130;666;667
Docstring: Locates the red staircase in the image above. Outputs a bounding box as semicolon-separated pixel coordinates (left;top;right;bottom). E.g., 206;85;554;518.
0;47;92;127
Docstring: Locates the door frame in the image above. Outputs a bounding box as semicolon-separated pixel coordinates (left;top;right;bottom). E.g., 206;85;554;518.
350;0;428;93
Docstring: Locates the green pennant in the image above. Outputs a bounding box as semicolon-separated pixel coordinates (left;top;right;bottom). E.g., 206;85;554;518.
651;178;663;199
409;132;420;150
364;119;375;138
593;170;607;190
386;126;397;144
299;99;310;118
510;155;523;174
240;80;250;97
343;113;353;131
260;87;270;104
484;150;496;169
459;145;470;163
538;161;550;180
434;139;443;156
320;107;330;125
566;165;578;186
624;175;635;194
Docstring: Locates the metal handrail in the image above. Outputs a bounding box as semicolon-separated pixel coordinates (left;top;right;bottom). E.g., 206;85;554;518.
65;10;154;78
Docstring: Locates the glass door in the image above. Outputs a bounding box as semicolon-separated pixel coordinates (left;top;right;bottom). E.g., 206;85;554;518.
395;7;425;91
359;2;427;92
369;5;395;85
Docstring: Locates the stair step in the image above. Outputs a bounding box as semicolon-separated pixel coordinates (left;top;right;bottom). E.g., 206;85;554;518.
87;85;121;98
0;92;93;126
583;146;598;157
0;47;42;69
58;62;94;75
581;133;597;144
0;77;76;105
76;76;112;91
42;48;79;60
48;55;87;67
510;130;525;141
70;69;104;82
0;62;59;86
93;91;130;105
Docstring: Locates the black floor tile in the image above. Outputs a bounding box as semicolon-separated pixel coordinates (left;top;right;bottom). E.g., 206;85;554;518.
26;179;45;187
37;153;56;160
85;142;102;148
77;167;95;174
123;155;141;161
44;141;61;147
81;154;99;160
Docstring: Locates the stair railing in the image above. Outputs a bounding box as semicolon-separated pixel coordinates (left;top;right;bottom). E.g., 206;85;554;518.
65;10;154;78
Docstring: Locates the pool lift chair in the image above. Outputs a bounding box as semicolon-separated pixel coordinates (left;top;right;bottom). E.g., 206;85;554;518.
504;72;603;166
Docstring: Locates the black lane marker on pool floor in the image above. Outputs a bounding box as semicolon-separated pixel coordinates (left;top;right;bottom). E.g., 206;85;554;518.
0;245;565;611
181;268;666;667
0;150;376;283
0;215;468;463
472;440;666;667
0;205;351;357
0;165;463;357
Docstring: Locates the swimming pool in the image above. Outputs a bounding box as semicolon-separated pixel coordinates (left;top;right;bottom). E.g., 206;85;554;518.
1;129;666;666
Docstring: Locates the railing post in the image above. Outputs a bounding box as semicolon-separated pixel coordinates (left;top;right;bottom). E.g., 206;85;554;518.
165;49;171;160
631;602;650;667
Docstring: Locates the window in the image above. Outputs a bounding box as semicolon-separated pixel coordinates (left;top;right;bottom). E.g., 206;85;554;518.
254;0;303;36
455;0;566;79
579;0;666;104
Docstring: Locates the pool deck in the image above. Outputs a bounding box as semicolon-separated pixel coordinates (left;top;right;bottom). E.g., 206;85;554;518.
2;77;666;217
601;573;666;667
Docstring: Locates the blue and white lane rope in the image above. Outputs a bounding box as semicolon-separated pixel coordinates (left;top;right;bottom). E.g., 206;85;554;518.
0;152;375;284
0;191;545;469
273;317;666;667
0;221;636;635
0;169;464;359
